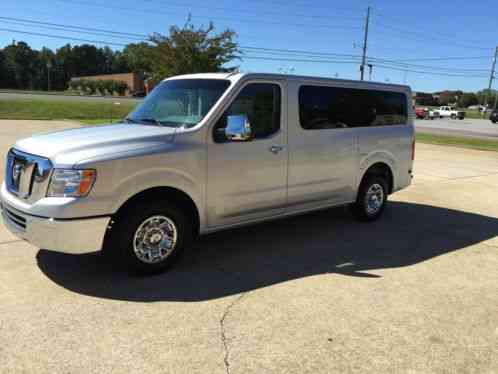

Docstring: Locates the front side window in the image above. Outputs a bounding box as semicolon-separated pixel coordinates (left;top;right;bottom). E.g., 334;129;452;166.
214;83;281;142
299;85;407;130
127;79;230;128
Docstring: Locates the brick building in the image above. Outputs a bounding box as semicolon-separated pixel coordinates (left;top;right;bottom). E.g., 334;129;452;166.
71;72;145;96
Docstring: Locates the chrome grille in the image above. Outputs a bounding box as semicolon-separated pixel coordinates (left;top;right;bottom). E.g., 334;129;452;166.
6;149;52;202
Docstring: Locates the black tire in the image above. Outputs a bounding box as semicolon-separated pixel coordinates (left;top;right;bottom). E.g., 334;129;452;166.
351;175;388;222
105;200;192;274
451;114;457;120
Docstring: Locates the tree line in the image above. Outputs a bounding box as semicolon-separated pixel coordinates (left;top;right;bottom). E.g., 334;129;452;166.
415;89;498;108
0;21;239;91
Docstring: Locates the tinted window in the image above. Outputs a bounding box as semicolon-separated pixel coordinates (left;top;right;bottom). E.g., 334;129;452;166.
214;83;281;141
299;85;407;130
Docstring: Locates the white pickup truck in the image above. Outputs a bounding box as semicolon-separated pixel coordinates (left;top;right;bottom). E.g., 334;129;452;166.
435;106;465;120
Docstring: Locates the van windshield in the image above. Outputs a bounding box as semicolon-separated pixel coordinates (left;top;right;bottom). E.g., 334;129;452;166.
126;79;231;128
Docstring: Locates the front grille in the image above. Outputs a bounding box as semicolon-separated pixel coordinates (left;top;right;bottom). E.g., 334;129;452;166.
2;206;27;231
5;149;52;202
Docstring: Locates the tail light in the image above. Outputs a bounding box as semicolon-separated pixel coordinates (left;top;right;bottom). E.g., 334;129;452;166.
411;139;416;160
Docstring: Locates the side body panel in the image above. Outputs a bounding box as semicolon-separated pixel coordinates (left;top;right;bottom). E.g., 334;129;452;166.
286;80;357;212
356;87;414;193
205;79;288;227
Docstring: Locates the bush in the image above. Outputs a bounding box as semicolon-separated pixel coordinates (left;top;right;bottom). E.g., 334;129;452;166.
95;80;107;96
102;80;115;95
84;80;97;95
68;80;80;91
115;81;129;96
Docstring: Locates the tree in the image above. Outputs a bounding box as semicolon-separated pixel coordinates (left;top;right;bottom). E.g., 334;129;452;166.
476;89;498;106
3;42;38;89
438;91;458;106
122;42;153;73
148;21;239;83
458;92;478;108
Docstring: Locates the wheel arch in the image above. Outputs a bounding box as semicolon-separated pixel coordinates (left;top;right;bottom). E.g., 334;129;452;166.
357;162;394;196
111;186;201;236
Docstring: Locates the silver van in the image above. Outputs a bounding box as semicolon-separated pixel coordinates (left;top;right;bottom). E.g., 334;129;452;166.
1;73;414;273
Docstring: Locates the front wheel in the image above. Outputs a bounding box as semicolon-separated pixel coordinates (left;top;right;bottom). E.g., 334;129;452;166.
351;176;388;222
105;200;192;274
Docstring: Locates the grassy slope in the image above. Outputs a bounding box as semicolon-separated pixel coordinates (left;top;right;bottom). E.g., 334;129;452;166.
0;99;136;120
416;133;498;152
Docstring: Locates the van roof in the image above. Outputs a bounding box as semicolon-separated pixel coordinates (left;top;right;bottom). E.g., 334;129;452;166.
165;72;411;91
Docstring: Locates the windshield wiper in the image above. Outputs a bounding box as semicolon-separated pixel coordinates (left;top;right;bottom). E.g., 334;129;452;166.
138;118;162;126
123;117;139;124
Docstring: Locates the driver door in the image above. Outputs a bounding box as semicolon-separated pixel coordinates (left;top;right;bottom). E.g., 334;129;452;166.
206;80;288;228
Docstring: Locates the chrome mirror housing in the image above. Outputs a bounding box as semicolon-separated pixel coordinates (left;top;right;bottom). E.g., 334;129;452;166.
225;115;252;141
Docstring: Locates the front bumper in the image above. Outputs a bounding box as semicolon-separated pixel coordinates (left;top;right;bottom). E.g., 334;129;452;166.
1;201;110;254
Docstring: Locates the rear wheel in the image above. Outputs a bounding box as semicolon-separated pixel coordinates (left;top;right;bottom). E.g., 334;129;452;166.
451;114;457;119
351;176;388;222
105;200;192;274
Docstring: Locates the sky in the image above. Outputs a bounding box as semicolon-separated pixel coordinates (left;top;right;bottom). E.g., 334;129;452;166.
1;0;497;93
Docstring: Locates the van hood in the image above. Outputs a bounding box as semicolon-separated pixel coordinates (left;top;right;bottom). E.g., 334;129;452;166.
14;123;177;166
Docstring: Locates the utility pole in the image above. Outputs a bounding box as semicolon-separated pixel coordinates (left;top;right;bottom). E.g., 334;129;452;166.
360;6;371;81
46;61;52;91
484;46;498;112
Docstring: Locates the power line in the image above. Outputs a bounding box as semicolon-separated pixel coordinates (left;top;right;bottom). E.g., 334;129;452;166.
141;0;363;22
386;56;493;62
0;16;148;38
368;57;489;72
1;15;493;79
241;46;361;59
0;27;129;46
374;64;489;78
57;0;362;31
241;56;360;64
1;20;146;41
371;21;493;51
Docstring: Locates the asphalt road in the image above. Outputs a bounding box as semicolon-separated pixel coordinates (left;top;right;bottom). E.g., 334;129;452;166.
416;117;498;139
0;121;497;373
0;91;142;104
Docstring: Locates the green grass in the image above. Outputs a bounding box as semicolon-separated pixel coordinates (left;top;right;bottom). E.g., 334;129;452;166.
78;118;120;125
0;99;137;121
416;132;498;152
464;110;490;119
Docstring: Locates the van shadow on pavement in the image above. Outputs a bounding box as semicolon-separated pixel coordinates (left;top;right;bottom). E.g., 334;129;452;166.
36;202;498;302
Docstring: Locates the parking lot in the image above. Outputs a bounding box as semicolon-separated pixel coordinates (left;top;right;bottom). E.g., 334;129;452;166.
1;121;497;373
416;117;498;139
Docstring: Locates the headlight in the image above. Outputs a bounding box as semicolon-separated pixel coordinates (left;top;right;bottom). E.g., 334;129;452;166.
47;169;96;197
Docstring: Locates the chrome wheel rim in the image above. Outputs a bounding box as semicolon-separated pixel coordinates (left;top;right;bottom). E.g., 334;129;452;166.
133;215;178;264
365;183;384;215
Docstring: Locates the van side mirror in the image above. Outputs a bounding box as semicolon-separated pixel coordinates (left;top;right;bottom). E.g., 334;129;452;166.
225;115;252;142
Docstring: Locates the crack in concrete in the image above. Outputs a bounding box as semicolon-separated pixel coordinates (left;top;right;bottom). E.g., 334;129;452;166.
220;293;247;374
0;239;23;246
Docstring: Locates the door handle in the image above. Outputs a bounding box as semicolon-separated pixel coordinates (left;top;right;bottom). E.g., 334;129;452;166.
269;145;284;154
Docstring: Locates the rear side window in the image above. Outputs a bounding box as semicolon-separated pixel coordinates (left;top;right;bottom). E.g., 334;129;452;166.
299;85;407;130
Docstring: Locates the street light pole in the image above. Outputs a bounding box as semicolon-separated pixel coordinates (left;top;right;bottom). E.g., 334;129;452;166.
46;61;52;91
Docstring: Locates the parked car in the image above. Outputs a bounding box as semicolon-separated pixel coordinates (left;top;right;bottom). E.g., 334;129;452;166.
436;106;465;119
415;107;427;119
1;73;415;274
490;109;498;124
415;107;438;120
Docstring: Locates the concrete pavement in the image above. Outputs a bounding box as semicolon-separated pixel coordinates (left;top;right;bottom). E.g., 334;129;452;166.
0;121;497;373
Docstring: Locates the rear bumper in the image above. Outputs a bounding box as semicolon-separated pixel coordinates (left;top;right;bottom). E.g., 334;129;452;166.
1;201;110;254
